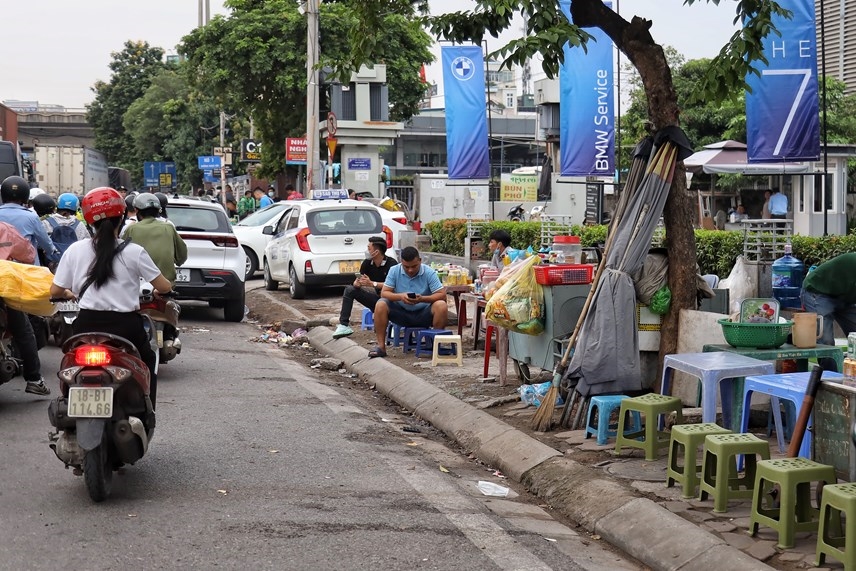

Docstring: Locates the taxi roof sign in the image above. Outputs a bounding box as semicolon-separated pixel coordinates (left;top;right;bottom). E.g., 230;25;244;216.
311;188;349;200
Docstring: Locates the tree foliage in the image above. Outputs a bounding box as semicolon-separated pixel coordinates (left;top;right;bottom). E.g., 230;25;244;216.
179;0;433;177
87;41;166;169
123;66;222;191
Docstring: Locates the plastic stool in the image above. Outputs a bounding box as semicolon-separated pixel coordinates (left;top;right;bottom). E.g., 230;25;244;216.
667;423;732;499
584;395;642;446
414;329;453;358
431;335;463;367
360;308;374;330
697;433;769;512
816;482;856;568
386;322;404;347
402;328;427;353
749;457;837;549
614;393;683;461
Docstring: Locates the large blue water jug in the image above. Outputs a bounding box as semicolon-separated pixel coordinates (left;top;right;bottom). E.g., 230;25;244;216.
772;244;804;309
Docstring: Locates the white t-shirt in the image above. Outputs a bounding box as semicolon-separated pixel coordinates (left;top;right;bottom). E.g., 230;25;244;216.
53;239;161;312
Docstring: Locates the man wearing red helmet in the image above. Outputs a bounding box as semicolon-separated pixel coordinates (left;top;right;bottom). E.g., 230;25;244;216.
50;187;173;406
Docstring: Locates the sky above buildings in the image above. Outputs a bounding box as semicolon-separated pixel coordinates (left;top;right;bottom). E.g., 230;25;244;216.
1;0;738;109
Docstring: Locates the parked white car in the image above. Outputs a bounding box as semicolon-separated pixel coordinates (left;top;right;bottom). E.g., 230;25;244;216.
237;196;408;279
165;197;246;321
262;199;395;299
233;202;290;278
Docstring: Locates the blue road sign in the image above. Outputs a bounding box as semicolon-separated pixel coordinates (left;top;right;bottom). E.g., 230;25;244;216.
143;161;177;188
198;156;221;169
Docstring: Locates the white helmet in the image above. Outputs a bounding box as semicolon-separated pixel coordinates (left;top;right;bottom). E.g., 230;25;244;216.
28;187;46;201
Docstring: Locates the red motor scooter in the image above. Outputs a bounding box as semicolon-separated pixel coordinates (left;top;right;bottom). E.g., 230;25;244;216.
48;310;158;502
138;280;180;363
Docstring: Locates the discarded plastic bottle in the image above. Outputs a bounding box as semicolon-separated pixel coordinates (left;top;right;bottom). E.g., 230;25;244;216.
771;243;805;309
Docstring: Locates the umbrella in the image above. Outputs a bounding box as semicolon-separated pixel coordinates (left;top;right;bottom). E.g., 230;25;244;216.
684;140;810;175
564;128;690;397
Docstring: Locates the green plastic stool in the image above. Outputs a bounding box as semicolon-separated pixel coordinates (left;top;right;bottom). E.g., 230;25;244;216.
816;482;856;568
750;457;837;549
667;423;732;499
614;393;683;461
699;433;770;513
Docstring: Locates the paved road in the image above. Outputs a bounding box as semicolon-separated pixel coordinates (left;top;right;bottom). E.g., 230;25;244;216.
0;300;638;570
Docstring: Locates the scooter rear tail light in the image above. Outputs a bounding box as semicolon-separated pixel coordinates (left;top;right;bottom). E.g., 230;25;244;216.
74;345;112;367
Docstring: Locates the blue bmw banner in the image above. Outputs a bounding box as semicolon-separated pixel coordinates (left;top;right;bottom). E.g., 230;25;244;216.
559;0;615;176
746;0;820;162
442;45;490;179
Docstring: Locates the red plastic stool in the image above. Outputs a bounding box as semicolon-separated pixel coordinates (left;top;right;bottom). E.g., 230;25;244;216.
483;324;496;377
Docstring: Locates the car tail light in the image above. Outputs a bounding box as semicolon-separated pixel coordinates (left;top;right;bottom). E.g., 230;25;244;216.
304;260;314;274
382;225;393;249
296;228;312;252
74;345;112;367
178;233;239;248
393;217;407;226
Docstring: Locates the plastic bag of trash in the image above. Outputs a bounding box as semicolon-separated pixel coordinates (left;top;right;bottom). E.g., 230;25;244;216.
518;381;564;408
477;481;510;497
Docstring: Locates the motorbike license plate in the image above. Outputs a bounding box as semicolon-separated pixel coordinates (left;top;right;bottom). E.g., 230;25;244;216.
338;261;361;274
175;268;191;283
56;301;79;312
67;387;114;418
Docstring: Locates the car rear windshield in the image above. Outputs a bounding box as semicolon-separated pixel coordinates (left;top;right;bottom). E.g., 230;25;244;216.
169;205;231;233
307;208;382;235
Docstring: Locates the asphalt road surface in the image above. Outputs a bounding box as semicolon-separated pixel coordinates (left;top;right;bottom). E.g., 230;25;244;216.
0;300;639;571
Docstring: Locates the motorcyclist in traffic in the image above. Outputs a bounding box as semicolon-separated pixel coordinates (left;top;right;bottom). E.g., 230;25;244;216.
42;193;90;256
50;187;173;406
0;176;58;395
122;193;187;284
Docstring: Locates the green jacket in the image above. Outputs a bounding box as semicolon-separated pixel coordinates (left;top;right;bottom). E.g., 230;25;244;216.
802;253;856;304
238;196;255;217
123;218;188;283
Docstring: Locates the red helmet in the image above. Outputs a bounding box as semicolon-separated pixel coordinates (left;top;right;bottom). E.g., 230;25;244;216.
82;187;125;225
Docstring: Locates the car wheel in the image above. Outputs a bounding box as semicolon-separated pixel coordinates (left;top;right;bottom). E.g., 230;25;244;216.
289;265;306;299
224;291;245;322
243;247;259;279
263;260;279;291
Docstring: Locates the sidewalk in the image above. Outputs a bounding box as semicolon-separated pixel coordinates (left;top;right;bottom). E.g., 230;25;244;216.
247;288;821;571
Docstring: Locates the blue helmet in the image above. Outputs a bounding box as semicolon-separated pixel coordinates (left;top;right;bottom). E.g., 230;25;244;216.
57;193;80;212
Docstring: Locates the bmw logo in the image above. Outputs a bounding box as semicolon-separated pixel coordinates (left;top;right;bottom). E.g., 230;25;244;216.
451;56;476;81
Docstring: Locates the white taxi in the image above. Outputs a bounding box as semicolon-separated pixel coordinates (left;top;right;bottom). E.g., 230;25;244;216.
262;190;395;299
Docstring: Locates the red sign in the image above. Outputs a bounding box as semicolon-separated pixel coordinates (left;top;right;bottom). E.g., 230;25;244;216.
285;137;307;165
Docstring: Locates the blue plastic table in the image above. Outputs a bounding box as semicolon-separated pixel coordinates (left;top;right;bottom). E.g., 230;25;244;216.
661;352;775;429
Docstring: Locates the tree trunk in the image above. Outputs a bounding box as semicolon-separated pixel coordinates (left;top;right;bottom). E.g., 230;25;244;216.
573;1;699;372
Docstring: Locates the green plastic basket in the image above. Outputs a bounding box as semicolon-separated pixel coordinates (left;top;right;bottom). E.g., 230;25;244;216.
717;319;793;349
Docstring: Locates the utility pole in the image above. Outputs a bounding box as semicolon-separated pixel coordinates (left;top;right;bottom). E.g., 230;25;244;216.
305;0;322;193
219;110;227;209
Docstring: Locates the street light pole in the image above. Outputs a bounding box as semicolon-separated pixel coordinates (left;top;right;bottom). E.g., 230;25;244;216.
305;0;322;193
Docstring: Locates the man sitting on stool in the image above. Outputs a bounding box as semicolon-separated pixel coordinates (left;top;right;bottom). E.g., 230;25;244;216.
368;246;447;358
333;236;398;339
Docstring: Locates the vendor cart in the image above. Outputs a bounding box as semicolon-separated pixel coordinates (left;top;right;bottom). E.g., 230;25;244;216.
508;284;591;382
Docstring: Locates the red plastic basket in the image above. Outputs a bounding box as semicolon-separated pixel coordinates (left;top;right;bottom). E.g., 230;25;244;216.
533;264;594;286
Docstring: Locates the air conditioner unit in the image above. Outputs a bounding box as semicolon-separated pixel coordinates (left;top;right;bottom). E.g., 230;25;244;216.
537;104;560;139
535;78;560;104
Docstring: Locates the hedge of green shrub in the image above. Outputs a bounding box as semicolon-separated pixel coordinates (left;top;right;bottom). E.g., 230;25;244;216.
423;219;856;277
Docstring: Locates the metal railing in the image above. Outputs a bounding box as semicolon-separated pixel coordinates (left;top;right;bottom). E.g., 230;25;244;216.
740;219;793;262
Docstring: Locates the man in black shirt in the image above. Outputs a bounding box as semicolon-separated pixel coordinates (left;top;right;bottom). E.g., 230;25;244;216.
333;236;398;338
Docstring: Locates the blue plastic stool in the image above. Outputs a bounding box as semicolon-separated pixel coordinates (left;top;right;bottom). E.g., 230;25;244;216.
585;395;642;445
386;322;405;347
414;329;454;358
360;308;374;330
402;328;427;353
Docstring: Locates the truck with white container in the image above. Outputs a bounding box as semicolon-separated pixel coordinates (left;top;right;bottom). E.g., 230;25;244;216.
33;145;109;195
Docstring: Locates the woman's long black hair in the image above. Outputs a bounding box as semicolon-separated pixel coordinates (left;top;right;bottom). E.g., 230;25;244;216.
79;216;125;294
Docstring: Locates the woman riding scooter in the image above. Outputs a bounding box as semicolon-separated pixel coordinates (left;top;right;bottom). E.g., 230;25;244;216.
50;187;172;406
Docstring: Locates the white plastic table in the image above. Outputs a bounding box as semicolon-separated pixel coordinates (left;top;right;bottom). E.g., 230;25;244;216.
661;352;775;429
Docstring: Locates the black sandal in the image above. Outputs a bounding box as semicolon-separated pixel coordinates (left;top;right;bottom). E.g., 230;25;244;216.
368;347;387;358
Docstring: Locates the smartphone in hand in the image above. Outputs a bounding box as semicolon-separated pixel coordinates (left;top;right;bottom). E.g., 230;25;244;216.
407;292;417;299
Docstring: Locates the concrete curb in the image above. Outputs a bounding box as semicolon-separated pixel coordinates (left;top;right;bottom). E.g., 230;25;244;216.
305;327;774;571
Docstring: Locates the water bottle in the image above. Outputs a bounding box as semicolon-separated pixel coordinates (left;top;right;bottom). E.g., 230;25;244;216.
771;243;805;309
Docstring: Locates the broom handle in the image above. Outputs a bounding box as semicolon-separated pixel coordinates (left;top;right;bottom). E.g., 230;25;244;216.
786;365;824;458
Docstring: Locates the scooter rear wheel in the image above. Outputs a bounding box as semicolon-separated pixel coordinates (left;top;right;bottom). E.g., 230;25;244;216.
83;437;113;502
